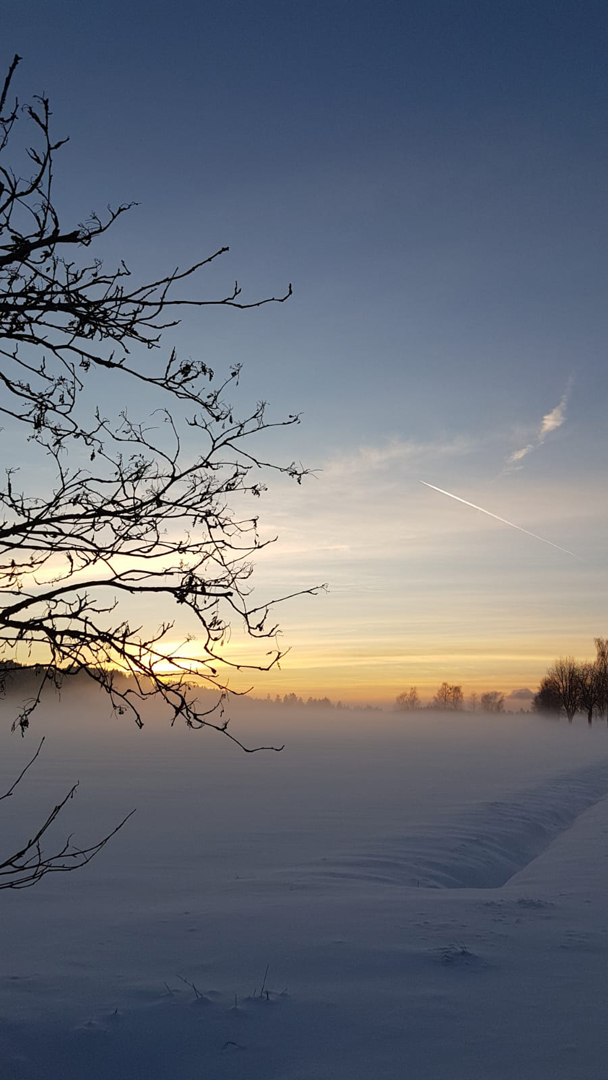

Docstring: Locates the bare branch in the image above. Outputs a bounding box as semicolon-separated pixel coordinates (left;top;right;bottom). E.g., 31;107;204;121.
0;57;320;753
0;737;135;889
0;734;44;801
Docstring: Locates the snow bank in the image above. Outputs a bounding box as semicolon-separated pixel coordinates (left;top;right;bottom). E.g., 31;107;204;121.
305;759;608;889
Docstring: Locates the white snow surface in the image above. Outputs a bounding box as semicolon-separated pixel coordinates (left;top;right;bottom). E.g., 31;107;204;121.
1;697;608;1078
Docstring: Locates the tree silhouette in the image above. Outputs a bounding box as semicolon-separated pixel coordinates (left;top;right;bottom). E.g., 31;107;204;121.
480;691;504;713
0;55;324;887
395;687;420;711
577;661;601;724
594;638;608;719
545;658;580;722
432;682;463;710
532;675;562;715
0;55;322;750
533;641;608;723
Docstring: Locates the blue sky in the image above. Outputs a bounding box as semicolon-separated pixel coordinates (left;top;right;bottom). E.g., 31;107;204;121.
4;1;608;700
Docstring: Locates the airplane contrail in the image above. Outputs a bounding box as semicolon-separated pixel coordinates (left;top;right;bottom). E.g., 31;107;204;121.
419;481;585;562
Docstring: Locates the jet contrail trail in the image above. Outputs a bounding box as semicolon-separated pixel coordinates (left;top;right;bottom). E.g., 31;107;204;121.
420;481;585;562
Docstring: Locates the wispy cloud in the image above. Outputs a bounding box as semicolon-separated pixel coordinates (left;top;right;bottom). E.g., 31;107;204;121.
507;443;534;465
540;396;568;437
506;382;571;471
326;435;475;477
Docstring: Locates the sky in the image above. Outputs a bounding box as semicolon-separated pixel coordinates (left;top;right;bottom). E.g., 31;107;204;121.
3;1;608;703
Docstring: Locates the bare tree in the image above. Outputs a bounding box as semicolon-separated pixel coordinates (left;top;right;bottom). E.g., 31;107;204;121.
594;638;608;719
546;657;580;722
0;55;322;748
432;682;463;711
480;691;505;714
532;674;562;716
467;691;479;712
432;682;451;709
449;685;464;710
0;56;325;888
577;661;601;725
395;687;420;711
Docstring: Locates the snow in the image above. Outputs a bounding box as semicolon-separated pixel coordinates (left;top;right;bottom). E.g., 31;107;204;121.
1;695;608;1077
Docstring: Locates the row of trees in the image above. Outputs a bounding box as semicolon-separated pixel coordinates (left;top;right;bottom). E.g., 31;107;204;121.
396;638;608;721
395;684;506;713
261;693;380;711
533;639;608;722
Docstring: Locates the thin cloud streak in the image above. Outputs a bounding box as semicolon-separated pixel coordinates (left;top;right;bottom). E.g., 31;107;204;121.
419;481;586;562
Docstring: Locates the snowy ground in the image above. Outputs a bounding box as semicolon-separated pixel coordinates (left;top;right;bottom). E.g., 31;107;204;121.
1;696;608;1078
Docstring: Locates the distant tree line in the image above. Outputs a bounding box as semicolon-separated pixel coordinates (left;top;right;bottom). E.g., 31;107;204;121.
533;638;608;723
0;669;383;715
260;693;381;712
395;683;506;713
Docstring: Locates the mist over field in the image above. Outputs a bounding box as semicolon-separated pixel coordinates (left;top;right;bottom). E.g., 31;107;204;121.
2;687;608;1077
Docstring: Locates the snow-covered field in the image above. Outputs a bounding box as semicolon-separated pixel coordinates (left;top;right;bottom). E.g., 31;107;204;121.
1;695;608;1078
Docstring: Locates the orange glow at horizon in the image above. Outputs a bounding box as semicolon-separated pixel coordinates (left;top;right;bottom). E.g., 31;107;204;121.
139;629;600;705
